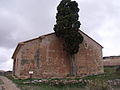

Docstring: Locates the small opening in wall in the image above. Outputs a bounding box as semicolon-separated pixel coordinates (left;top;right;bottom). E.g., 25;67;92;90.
84;42;88;48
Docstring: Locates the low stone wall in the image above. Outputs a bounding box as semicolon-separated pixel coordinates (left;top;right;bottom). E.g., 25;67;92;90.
107;79;120;86
23;78;120;86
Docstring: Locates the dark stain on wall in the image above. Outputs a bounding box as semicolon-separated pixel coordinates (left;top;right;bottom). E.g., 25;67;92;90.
34;49;40;68
21;59;29;65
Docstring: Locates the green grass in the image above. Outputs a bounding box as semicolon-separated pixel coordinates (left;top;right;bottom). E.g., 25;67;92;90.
6;72;120;90
82;72;120;80
104;66;117;73
12;79;86;90
81;67;120;80
18;84;86;90
6;76;87;90
0;79;4;85
5;67;120;90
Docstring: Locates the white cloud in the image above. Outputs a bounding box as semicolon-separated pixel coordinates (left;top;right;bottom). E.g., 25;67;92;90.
0;0;120;70
0;48;13;71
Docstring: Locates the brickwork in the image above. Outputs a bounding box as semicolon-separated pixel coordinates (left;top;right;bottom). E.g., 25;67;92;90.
12;31;104;79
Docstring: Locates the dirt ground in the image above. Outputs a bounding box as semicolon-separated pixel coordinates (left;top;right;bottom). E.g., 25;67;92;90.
0;76;20;90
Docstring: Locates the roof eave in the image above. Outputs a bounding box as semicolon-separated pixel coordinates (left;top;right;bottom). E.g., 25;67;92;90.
79;30;103;48
12;43;24;59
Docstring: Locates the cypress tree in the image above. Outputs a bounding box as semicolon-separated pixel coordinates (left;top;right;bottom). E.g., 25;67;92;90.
54;0;83;76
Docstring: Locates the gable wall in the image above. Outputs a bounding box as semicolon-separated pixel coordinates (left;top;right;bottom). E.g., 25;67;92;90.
14;33;103;78
14;46;23;78
16;34;70;78
76;33;103;76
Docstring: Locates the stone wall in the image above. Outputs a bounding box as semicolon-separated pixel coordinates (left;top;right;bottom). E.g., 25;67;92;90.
13;33;103;79
103;56;120;66
76;32;103;76
14;46;22;78
15;34;70;78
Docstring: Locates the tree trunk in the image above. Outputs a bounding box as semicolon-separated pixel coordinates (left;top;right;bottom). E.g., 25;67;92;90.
69;54;77;76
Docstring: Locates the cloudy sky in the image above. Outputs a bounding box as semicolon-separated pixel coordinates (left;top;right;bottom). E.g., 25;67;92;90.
0;0;120;71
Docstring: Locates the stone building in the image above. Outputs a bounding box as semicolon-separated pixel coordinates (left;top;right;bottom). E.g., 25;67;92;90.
0;70;5;76
12;31;104;79
103;56;120;67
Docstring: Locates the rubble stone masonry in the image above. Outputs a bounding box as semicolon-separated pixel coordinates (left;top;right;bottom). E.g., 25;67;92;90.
103;56;120;66
12;31;104;79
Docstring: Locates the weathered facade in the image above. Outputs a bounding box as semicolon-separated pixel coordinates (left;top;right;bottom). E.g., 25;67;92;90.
103;56;120;66
0;70;5;76
12;31;104;79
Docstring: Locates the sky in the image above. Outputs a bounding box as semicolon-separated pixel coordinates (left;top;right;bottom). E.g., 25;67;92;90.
0;0;120;71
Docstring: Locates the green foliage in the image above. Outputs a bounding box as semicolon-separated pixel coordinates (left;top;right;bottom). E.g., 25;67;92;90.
54;0;83;54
